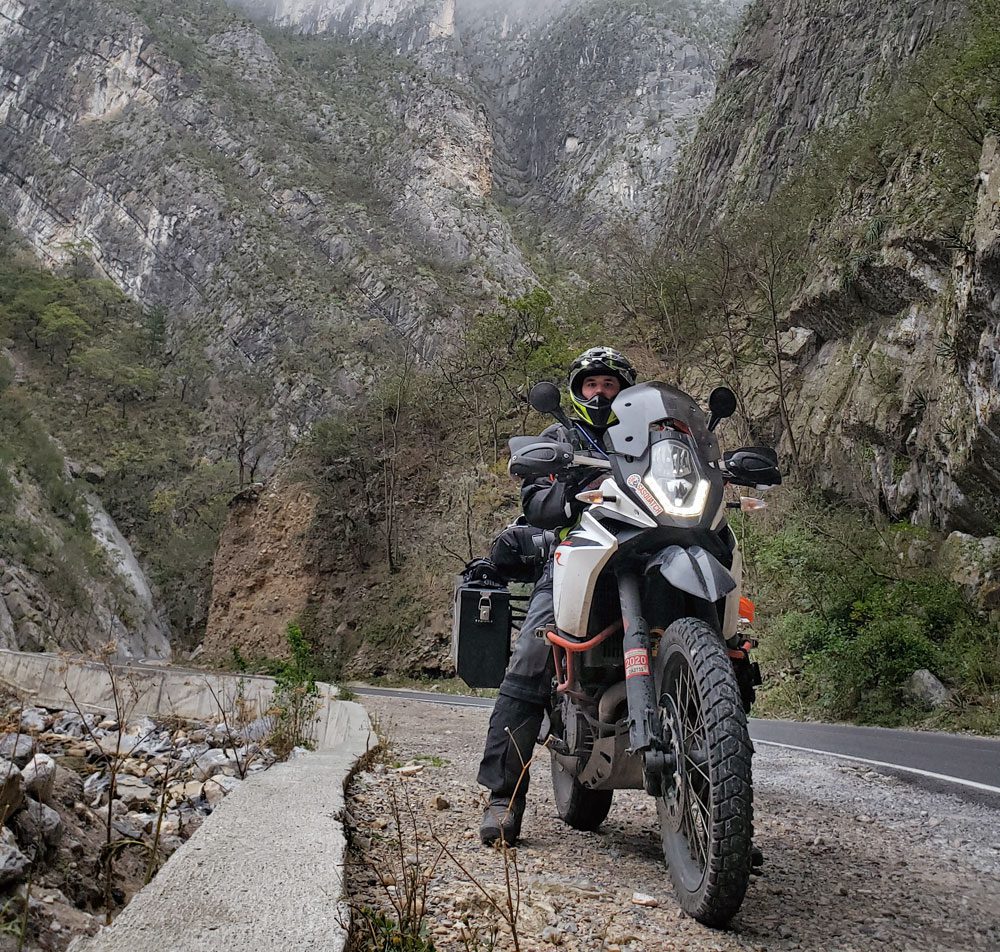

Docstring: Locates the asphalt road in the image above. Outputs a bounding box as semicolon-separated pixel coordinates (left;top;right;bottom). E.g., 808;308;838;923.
353;685;1000;799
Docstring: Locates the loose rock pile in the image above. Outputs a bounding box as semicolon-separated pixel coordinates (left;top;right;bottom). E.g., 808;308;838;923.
0;699;280;951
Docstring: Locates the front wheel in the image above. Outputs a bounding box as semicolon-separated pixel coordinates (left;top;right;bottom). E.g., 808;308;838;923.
655;617;752;927
551;753;613;831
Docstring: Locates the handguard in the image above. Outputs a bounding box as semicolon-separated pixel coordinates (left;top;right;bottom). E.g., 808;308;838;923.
508;438;575;478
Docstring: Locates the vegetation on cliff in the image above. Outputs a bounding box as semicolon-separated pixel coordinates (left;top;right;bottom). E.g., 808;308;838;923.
736;492;999;732
0;229;228;642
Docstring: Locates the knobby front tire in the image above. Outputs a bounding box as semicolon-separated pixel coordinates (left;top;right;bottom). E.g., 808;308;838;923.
655;617;753;927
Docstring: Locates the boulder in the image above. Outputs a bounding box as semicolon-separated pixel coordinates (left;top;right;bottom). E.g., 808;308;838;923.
906;669;951;709
139;810;181;836
131;729;173;756
0;733;35;767
0;759;25;820
938;532;1000;609
113;774;156;807
51;712;92;739
97;733;139;756
191;748;238;781
167;780;204;804
0;828;29;885
202;775;242;807
175;741;210;765
18;709;50;734
110;814;144;840
21;754;56;804
12;800;62;849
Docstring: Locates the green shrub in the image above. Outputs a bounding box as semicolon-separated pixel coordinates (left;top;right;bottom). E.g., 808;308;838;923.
743;492;993;726
269;623;321;757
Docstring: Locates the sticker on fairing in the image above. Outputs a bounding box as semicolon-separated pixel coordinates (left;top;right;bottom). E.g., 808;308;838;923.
624;648;650;678
626;474;664;516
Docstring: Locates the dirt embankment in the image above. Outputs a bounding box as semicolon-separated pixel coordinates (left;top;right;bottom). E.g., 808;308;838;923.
346;697;1000;951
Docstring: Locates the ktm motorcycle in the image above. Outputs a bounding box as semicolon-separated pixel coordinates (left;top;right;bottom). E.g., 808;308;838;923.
508;381;780;927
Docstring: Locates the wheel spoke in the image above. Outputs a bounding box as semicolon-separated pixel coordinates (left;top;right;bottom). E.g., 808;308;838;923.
684;745;712;786
686;792;708;866
664;657;712;873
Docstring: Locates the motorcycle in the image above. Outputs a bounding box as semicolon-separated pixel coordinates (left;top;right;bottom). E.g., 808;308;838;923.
507;381;780;927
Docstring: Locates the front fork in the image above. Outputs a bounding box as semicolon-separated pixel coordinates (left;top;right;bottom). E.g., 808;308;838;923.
617;569;674;795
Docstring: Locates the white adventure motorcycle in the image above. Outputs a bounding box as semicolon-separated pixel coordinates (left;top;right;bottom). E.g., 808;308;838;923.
507;381;780;926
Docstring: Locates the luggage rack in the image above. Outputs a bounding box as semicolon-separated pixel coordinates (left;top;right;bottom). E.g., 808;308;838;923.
509;591;530;631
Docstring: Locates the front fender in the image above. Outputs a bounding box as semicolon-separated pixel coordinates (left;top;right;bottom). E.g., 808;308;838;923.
646;545;736;603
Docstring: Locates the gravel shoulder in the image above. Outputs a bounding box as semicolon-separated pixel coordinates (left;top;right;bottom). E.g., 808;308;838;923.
346;697;1000;951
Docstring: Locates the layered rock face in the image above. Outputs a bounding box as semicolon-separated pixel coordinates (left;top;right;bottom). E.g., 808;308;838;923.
671;0;1000;534
231;0;742;229
670;0;966;223
0;0;531;388
0;0;740;390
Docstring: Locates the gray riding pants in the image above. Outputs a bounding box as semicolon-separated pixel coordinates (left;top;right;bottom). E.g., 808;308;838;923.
476;559;555;797
497;558;556;706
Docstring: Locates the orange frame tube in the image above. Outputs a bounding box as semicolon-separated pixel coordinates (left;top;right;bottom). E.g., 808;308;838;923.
546;621;623;693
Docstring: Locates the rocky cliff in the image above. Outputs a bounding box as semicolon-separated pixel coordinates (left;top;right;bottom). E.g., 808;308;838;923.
0;0;739;391
0;349;171;660
5;0;997;675
231;0;742;229
664;0;1000;537
669;0;967;223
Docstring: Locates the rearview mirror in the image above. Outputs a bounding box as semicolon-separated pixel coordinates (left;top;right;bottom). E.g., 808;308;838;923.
708;387;738;432
528;382;563;415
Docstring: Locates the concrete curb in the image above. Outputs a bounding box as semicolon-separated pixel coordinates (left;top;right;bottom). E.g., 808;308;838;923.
0;650;374;952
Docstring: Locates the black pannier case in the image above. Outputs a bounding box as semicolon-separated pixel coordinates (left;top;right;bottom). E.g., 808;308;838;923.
453;580;512;689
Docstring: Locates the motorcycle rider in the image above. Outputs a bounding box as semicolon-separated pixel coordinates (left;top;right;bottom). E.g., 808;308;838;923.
478;346;638;846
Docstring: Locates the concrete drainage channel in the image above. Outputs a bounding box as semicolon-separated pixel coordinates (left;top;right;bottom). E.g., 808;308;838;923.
0;650;374;952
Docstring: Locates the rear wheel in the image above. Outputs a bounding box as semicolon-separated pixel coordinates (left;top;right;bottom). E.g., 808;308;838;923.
655;617;752;927
551;753;613;831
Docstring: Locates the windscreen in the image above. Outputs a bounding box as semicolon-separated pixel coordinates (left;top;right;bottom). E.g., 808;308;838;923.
606;383;721;461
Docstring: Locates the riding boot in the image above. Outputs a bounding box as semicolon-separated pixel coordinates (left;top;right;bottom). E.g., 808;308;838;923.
477;694;545;845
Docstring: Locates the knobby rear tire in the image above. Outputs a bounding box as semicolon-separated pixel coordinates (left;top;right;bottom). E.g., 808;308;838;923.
551;753;614;831
655;617;753;928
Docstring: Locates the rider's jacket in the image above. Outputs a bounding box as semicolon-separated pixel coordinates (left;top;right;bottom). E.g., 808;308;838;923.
520;419;609;533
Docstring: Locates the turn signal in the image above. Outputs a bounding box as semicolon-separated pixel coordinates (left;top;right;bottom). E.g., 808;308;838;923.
740;497;767;512
576;489;617;504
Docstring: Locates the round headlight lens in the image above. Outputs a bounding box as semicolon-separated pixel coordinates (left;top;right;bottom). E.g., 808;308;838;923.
645;440;709;516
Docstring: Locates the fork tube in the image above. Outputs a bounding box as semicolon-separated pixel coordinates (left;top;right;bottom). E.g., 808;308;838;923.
617;570;659;754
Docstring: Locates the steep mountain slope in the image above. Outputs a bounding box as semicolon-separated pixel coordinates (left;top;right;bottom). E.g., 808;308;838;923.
669;0;966;223
0;0;740;390
655;0;1000;534
0;0;744;659
232;0;742;229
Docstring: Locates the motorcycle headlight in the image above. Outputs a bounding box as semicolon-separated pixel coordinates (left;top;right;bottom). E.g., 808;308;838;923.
644;440;710;517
